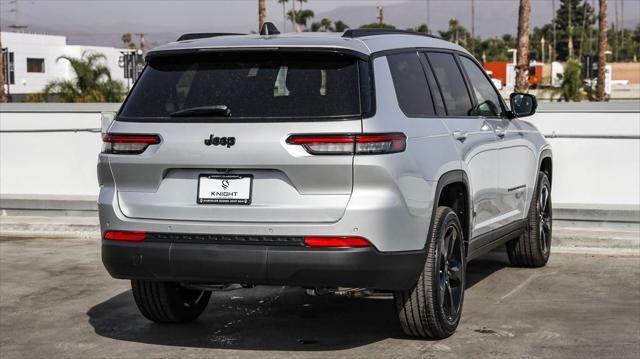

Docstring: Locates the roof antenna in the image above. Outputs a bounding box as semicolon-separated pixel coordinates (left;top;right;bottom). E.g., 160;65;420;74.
260;22;280;36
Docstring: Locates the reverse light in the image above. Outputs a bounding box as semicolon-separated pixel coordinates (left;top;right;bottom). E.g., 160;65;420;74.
287;133;406;155
104;230;147;241
102;134;160;154
303;236;371;248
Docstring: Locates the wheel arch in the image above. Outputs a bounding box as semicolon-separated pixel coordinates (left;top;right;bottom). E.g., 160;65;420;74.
428;170;472;254
538;148;553;186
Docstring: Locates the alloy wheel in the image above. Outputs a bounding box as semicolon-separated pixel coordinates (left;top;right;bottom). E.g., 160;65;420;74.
438;224;464;323
538;183;552;256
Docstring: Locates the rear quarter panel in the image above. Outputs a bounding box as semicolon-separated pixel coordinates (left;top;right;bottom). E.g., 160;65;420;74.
355;56;460;251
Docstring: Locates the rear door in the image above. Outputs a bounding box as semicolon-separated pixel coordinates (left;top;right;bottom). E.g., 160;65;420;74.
423;51;501;238
106;51;366;223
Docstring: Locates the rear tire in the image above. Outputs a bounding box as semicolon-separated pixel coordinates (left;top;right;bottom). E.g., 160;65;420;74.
394;207;466;339
131;280;211;323
506;171;552;267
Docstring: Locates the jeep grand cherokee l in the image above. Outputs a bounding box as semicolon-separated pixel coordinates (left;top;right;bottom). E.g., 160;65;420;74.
99;26;553;339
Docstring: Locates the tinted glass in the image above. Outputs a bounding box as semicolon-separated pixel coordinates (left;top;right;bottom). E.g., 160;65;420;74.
426;52;473;117
420;54;446;116
119;52;361;121
387;53;435;117
460;56;504;117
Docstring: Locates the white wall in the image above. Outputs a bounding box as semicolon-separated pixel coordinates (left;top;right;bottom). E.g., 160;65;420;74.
529;111;640;206
0;111;103;197
0;103;639;207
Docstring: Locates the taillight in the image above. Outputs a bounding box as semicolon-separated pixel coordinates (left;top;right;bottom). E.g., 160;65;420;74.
287;133;406;155
104;230;147;241
102;134;160;154
303;236;371;248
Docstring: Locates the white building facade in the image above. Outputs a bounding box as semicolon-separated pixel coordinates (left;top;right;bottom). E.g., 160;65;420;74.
1;32;130;101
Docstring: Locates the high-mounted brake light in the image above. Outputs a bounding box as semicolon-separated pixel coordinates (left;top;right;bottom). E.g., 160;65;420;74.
287;133;406;155
104;230;147;241
102;134;161;154
303;236;371;248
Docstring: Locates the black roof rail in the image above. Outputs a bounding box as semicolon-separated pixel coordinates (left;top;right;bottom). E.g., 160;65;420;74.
177;33;245;41
342;29;440;39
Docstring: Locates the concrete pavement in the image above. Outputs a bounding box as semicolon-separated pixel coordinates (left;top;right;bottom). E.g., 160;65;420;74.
0;236;639;359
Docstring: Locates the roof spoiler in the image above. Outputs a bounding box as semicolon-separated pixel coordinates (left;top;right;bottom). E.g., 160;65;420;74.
342;29;440;39
177;33;245;41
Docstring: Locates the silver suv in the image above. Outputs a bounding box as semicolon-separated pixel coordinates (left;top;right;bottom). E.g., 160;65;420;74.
99;26;553;339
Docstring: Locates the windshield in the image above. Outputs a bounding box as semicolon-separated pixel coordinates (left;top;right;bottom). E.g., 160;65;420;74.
118;52;364;121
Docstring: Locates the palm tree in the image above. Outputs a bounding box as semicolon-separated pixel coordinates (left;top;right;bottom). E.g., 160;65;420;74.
278;0;288;32
596;0;608;101
0;38;6;102
311;18;332;32
287;9;314;30
334;20;349;32
515;0;531;93
28;51;124;103
438;19;469;45
258;0;266;30
121;33;137;49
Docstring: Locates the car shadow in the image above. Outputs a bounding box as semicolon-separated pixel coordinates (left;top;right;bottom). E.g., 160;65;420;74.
466;248;511;289
87;249;510;351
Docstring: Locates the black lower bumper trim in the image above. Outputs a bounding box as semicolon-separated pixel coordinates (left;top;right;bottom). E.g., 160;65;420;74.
102;240;427;290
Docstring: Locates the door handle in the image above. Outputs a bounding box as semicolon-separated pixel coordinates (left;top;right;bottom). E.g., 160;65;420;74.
453;130;468;142
495;127;506;138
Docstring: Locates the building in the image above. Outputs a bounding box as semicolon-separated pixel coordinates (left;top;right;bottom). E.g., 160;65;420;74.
1;31;131;101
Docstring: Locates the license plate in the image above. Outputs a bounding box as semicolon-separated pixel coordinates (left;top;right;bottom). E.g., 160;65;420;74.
197;175;253;205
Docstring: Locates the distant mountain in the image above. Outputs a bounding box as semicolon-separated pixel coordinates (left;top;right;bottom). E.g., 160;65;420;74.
1;0;638;49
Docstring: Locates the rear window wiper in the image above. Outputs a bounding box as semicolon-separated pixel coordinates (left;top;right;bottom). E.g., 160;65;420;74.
169;105;231;117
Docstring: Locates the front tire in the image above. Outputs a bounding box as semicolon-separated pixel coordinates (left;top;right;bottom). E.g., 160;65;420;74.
507;171;552;267
394;206;466;339
131;280;211;323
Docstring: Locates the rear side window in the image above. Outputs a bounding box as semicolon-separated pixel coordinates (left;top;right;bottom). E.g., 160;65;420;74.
426;52;473;117
459;56;504;117
119;52;362;121
387;53;435;117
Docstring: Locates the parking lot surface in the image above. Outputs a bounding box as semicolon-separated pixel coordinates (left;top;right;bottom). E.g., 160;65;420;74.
0;236;638;359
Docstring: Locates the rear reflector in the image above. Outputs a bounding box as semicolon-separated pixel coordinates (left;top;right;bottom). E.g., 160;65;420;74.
102;134;161;154
104;231;147;241
287;133;406;155
303;236;371;248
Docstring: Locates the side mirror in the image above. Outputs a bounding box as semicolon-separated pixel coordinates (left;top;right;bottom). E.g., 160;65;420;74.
509;93;537;118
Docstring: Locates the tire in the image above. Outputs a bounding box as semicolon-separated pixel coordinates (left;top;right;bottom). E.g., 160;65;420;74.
131;280;211;323
394;206;466;339
506;171;552;267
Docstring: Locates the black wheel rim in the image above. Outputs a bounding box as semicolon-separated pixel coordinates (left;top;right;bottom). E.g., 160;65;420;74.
538;183;552;256
438;223;464;324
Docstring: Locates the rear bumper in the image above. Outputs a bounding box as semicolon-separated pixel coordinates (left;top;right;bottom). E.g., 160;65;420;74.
102;239;426;290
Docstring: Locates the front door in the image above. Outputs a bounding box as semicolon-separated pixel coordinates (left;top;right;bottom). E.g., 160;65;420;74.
458;54;533;228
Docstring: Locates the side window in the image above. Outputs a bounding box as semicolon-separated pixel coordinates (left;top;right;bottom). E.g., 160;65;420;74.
459;56;504;117
420;53;446;116
387;52;435;117
426;52;473;117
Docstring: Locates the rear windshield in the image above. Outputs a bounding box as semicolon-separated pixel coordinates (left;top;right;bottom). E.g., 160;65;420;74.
118;52;364;121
